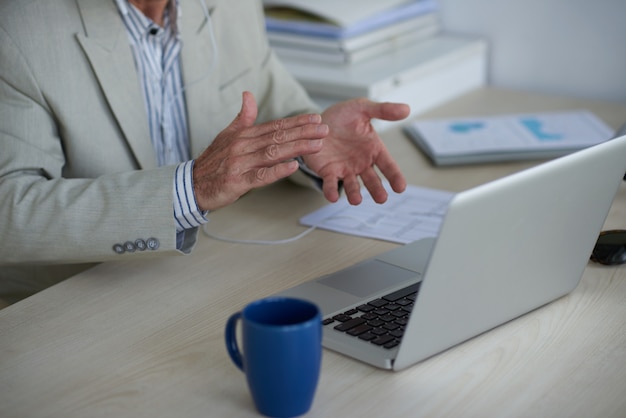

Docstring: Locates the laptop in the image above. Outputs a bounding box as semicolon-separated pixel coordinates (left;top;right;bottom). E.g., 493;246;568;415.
276;134;626;371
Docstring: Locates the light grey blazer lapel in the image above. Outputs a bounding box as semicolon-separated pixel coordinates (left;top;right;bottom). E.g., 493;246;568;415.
74;0;224;165
179;0;221;158
74;0;156;169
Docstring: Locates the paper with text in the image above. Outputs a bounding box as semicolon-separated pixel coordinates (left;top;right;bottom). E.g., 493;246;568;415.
300;185;454;244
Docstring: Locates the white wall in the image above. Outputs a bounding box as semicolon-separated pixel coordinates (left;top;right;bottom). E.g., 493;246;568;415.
438;0;626;104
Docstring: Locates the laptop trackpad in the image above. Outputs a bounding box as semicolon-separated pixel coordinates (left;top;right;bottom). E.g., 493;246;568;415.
318;260;418;298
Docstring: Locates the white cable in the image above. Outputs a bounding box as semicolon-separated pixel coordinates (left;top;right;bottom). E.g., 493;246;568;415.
200;209;445;245
168;0;218;103
192;0;317;247
186;0;219;87
202;223;317;245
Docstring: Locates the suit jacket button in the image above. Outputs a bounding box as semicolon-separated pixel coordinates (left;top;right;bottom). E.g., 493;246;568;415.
146;237;160;250
113;244;125;254
124;241;136;253
135;239;147;251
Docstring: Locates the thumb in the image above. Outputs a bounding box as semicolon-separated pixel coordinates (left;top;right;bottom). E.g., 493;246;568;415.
227;91;258;132
363;100;411;122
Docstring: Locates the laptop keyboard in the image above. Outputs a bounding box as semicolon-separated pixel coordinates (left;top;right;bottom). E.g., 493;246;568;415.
322;282;421;350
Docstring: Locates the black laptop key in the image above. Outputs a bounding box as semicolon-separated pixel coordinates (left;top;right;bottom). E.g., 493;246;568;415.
322;318;335;326
371;334;395;346
334;317;366;332
358;332;377;342
382;282;421;302
383;323;400;331
383;340;400;349
333;314;353;322
367;319;385;328
357;304;375;313
395;298;413;306
368;299;388;308
370;327;388;336
394;318;409;326
379;314;396;322
389;329;404;338
347;324;373;336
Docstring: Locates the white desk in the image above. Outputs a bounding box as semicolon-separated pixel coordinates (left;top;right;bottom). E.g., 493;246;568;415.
2;88;626;418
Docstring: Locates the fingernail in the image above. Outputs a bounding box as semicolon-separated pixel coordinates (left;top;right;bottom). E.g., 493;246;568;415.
317;124;329;135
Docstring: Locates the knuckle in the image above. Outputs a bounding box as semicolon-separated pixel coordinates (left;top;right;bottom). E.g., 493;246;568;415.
272;128;286;143
264;144;280;159
272;118;286;131
255;167;268;182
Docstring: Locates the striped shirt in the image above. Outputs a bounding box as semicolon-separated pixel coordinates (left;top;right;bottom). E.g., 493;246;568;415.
115;0;207;242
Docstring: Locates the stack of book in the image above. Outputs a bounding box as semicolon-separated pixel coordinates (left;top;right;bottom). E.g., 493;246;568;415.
263;0;489;131
264;0;441;65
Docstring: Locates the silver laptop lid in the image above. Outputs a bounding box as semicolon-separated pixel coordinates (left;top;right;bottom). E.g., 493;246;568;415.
394;135;626;370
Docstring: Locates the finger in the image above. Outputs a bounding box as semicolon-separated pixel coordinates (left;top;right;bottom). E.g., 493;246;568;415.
252;113;323;137
263;122;328;146
246;159;300;187
360;167;388;204
240;123;328;158
374;152;407;194
342;176;363;206
253;138;324;168
322;175;341;203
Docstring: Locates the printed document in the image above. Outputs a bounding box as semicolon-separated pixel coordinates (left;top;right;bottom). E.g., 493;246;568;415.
300;184;454;244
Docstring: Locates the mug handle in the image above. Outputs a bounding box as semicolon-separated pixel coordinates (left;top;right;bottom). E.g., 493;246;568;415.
225;312;244;371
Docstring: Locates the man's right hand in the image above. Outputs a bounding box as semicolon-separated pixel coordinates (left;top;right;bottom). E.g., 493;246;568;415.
192;91;329;211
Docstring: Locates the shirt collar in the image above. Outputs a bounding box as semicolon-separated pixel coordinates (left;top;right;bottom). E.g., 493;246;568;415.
114;0;180;40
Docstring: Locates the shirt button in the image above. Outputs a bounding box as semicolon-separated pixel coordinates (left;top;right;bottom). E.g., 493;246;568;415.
113;244;125;255
146;237;160;251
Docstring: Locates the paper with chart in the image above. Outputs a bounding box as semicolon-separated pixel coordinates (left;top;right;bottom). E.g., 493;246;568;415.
404;110;615;165
300;185;454;244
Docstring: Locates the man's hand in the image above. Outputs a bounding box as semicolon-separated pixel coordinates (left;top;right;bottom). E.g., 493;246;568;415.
304;98;410;205
193;91;329;211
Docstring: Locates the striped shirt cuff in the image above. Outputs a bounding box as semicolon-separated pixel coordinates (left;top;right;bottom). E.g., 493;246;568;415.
174;160;208;233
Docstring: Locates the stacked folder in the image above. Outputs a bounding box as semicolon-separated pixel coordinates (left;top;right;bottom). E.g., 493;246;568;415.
263;0;489;130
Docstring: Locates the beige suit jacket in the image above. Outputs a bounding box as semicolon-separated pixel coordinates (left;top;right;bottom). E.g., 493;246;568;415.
0;0;318;303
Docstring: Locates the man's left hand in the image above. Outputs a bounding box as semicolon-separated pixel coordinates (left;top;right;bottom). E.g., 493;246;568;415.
302;98;410;205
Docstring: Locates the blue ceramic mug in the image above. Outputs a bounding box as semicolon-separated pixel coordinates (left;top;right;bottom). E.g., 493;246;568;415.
225;297;322;417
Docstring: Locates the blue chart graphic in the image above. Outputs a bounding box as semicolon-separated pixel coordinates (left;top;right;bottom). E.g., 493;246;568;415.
449;122;484;133
519;118;563;141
